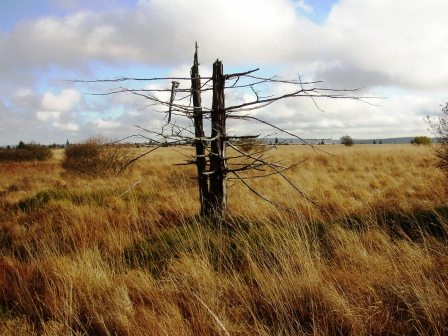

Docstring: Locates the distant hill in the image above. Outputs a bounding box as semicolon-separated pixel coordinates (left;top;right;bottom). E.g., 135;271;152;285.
263;137;433;145
353;137;416;144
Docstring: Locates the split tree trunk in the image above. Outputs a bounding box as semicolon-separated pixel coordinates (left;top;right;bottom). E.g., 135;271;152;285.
209;60;227;217
190;43;209;216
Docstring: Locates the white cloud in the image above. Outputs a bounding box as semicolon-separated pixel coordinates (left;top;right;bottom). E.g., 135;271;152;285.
91;118;121;129
15;88;33;97
2;0;448;144
295;0;313;13
41;89;81;113
53;121;80;131
2;0;445;90
35;89;82;135
37;110;62;122
324;0;448;89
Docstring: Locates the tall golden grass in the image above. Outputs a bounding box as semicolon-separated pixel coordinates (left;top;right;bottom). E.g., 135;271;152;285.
0;144;446;335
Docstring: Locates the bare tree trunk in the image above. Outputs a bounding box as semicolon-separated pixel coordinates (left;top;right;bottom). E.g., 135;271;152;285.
190;43;209;216
209;60;227;217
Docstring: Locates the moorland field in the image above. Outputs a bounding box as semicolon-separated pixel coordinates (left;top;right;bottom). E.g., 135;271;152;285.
0;144;447;335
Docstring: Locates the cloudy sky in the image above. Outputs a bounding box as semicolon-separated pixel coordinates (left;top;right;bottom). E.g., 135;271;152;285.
1;0;447;145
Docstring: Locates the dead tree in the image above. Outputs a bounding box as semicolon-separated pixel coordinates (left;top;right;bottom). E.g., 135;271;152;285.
190;45;209;216
73;44;372;218
208;60;227;217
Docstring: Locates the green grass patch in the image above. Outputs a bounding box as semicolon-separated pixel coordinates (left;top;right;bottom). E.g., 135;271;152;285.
17;189;117;212
340;206;448;240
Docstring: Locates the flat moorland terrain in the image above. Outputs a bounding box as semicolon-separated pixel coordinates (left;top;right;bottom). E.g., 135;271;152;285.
0;144;447;335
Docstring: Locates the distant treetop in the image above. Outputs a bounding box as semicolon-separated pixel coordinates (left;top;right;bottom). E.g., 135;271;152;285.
411;136;432;145
340;135;354;146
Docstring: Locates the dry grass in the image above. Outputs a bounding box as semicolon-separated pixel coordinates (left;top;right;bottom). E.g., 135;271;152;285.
0;144;447;335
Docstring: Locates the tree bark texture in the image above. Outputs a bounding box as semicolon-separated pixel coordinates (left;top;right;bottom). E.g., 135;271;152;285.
190;44;209;216
209;60;227;217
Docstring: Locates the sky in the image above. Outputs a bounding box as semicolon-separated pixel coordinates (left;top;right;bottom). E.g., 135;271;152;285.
1;0;447;145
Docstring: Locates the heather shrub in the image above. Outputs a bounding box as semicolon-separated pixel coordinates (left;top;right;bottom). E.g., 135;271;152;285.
340;135;354;146
411;136;432;145
235;137;264;153
429;103;448;172
62;137;131;177
0;142;52;162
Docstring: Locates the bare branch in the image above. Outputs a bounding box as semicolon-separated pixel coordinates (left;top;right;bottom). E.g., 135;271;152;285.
225;88;375;112
232;171;294;213
67;76;211;83
227;142;286;169
168;81;180;123
243;75;323;85
116;146;160;176
225;68;260;80
229;115;334;156
69;49;376;218
228;159;308;180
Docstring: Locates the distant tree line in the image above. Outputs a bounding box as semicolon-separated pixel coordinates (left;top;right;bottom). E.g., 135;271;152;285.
0;141;52;162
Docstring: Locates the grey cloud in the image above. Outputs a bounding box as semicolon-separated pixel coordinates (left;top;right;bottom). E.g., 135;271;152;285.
311;63;392;90
2;0;448;88
2;0;448;144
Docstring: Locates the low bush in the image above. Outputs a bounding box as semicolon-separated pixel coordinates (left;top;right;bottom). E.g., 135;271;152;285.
429;103;448;172
62;137;131;177
0;142;52;162
235;137;264;153
340;135;354;146
411;136;432;145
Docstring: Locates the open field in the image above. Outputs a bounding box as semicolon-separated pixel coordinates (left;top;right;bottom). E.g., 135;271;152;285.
0;144;447;335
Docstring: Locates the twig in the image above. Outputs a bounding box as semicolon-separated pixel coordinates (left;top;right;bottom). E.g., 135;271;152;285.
232;171;294;213
191;292;231;336
116;146;160;175
118;180;142;197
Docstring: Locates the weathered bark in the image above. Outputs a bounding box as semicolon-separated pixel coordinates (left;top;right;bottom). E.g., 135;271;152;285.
209;60;227;217
190;43;209;216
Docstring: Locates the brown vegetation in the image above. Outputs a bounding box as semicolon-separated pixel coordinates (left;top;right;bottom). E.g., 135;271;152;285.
0;144;447;335
62;138;132;177
0;143;52;162
430;103;448;172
